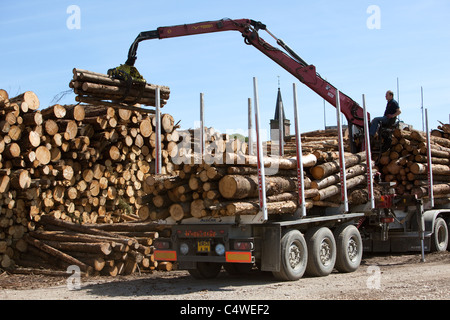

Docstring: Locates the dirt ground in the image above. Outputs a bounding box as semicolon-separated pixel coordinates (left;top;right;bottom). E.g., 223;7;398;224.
0;251;449;301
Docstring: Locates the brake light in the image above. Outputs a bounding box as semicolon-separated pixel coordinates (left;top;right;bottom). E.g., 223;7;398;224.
233;241;253;251
154;240;170;250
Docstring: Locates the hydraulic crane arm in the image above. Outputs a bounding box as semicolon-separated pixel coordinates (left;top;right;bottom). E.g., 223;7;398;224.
124;18;366;129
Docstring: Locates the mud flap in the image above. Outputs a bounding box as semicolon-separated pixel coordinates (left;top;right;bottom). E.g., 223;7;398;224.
260;225;281;272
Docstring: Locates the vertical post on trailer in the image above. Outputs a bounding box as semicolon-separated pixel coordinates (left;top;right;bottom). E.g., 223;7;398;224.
248;98;253;156
362;94;375;210
155;87;162;174
253;77;268;223
416;108;432;263
425;108;434;208
200;93;205;160
336;90;348;213
293;83;306;217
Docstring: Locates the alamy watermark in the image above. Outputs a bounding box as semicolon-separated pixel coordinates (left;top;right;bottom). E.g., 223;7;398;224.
366;265;381;290
66;5;81;30
366;5;381;30
66;265;81;290
172;126;283;174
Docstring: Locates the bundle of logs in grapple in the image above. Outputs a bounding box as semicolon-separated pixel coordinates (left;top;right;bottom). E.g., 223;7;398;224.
0;87;176;273
377;126;450;202
69;68;171;108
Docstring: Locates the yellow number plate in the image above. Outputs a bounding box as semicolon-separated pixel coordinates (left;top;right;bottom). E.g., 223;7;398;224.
197;241;210;252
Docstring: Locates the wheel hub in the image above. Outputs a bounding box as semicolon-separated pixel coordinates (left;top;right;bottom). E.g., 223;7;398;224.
319;239;332;266
347;238;358;262
289;243;302;269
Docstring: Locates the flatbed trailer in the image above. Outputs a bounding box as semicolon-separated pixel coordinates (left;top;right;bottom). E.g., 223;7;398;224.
153;81;372;281
151;80;449;281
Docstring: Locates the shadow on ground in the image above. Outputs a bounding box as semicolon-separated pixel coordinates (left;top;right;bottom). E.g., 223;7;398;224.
82;269;278;298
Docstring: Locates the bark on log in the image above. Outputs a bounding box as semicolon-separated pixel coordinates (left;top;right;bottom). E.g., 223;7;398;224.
313;175;367;201
9;91;40;111
218;174;297;199
410;163;450;175
23;234;93;274
310;151;366;180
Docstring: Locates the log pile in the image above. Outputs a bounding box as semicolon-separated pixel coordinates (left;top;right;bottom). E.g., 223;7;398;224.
175;127;248;164
432;121;450;139
378;126;450;200
309;151;378;206
69;69;171;108
139;133;373;222
0;87;178;272
267;128;342;156
138;155;316;222
18;215;169;276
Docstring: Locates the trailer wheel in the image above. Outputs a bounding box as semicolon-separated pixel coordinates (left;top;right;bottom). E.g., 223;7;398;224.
431;217;448;252
272;229;307;281
334;225;362;273
305;227;336;277
448;219;450;252
188;262;222;279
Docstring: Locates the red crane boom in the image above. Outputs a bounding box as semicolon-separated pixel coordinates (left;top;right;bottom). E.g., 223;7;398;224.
122;18;366;150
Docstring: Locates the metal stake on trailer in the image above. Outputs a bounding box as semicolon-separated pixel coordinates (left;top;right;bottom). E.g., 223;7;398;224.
292;83;306;217
253;77;268;223
425;108;434;208
336;90;349;213
200;93;205;159
362;94;375;210
248;98;253;156
155;87;162;174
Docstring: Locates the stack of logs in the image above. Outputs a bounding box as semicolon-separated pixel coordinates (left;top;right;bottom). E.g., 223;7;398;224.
267;128;342;156
378;126;450;200
138;135;374;223
175;127;248;163
20;215;168;276
0;86;177;272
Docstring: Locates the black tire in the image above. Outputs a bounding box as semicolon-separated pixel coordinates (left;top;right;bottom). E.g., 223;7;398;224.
334;224;363;273
188;262;222;279
305;227;336;277
448;219;450;252
272;229;308;281
431;217;449;252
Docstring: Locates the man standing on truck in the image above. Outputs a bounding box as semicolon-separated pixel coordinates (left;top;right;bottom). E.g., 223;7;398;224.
369;90;401;138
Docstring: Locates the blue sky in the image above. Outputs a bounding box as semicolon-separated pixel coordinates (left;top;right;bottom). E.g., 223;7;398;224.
1;1;449;137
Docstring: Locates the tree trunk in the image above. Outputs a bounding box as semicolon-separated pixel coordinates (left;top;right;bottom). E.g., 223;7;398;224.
218;174;297;199
310;151;366;180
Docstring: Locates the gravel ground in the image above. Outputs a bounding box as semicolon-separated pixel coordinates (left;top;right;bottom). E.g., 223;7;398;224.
1;251;449;301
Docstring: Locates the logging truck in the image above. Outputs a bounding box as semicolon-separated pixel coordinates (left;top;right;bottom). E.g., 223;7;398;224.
114;19;450;280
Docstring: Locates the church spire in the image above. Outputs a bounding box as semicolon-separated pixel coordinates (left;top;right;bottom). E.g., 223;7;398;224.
270;78;291;140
